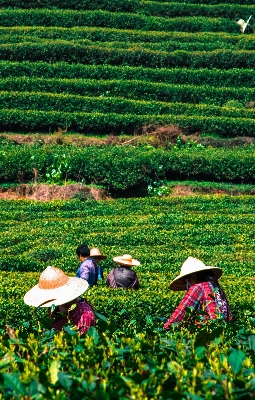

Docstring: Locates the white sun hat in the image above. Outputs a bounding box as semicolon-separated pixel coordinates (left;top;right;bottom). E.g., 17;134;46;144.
113;254;140;267
170;257;222;291
237;16;252;33
24;266;89;307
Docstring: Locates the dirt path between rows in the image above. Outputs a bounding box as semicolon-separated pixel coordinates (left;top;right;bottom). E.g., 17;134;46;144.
0;184;110;201
0;183;239;201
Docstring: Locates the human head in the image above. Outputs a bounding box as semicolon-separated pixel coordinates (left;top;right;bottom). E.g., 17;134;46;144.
24;266;89;307
76;243;90;258
183;273;197;289
196;269;220;284
170;257;222;291
183;270;221;290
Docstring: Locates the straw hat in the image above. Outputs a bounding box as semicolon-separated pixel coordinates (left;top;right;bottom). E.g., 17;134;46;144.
90;247;107;261
170;257;222;291
24;266;89;307
113;254;140;267
237;19;247;33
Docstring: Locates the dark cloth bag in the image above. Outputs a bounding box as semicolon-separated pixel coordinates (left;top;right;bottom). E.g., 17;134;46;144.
113;267;137;288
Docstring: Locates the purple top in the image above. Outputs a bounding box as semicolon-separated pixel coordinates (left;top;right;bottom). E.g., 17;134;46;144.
76;257;97;286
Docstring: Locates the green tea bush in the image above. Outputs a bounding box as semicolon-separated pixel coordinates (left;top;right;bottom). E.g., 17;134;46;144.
1;108;255;136
0;145;255;187
1;0;255;18
0;320;255;399
0;34;239;52
0;78;254;106
2;43;254;68
0;27;245;46
0;9;238;33
0;196;255;397
4;92;255;120
1;61;255;88
0;0;138;11
136;2;255;19
148;0;253;4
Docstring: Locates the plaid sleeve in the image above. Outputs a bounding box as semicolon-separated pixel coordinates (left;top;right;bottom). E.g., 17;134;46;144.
106;269;117;288
164;284;203;329
129;273;139;289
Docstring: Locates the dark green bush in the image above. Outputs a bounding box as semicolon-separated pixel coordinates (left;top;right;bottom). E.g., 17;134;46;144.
0;145;254;188
1;61;255;88
2;43;254;68
137;2;255;19
0;9;238;33
0;40;255;69
1;0;255;17
0;27;244;46
1;78;254;105
2;91;255;119
0;0;138;11
1;107;255;136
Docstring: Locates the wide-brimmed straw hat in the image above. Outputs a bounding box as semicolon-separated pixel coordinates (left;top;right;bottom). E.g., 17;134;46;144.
113;254;140;267
24;266;89;307
90;247;107;261
170;257;222;291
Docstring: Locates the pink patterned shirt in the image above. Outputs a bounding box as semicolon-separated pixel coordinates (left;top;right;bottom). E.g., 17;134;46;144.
50;298;96;335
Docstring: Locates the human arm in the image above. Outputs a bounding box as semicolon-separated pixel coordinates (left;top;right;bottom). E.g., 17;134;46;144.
130;273;139;290
76;261;90;282
164;284;203;330
106;269;117;288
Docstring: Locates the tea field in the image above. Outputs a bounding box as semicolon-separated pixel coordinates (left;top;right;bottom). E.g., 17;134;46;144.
0;196;255;398
0;0;255;135
1;0;255;397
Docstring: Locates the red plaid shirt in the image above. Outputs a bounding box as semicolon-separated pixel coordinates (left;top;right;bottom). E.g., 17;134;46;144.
164;282;231;330
50;298;96;335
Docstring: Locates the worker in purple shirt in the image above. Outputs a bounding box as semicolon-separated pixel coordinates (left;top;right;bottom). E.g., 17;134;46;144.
76;243;98;286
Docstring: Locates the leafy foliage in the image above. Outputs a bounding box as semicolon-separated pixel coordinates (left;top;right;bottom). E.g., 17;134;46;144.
0;197;254;397
0;145;255;188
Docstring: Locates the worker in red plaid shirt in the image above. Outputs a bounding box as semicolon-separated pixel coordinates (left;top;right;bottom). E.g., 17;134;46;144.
24;266;95;335
164;257;232;330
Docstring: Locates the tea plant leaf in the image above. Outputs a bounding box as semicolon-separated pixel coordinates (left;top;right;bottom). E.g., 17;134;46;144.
29;380;47;395
49;360;60;385
63;325;78;335
195;346;206;359
248;335;255;351
58;372;73;390
0;353;12;369
88;326;99;345
95;312;108;323
3;373;26;396
184;393;204;400
228;349;245;374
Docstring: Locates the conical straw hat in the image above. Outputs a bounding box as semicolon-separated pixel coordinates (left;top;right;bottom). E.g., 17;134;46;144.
90;247;107;260
24;266;89;307
113;254;140;267
170;257;222;291
237;16;252;33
